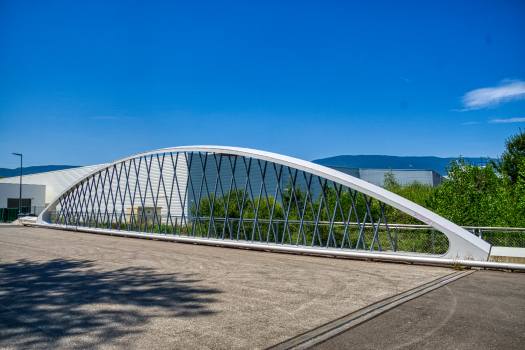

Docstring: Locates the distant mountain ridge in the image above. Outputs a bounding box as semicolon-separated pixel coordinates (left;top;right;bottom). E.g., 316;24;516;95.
1;156;489;178
311;155;486;176
0;165;80;178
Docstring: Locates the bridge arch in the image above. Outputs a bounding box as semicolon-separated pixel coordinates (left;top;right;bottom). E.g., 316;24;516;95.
37;146;491;261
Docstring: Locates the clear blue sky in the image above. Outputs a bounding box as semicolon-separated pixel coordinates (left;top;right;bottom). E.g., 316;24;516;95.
1;0;524;168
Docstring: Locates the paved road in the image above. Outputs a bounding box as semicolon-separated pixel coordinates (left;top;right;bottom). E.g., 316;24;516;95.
0;226;453;349
309;270;525;350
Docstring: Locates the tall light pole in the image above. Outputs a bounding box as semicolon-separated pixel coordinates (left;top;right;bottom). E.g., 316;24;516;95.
12;153;22;216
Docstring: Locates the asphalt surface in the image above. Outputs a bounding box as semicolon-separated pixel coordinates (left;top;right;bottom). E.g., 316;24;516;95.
0;225;452;349
308;270;525;350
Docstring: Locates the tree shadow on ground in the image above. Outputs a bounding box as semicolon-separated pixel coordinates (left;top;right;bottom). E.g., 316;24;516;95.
0;259;221;349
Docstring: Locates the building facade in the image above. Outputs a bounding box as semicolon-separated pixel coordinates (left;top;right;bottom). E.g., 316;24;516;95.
327;166;443;187
0;183;46;209
0;164;107;205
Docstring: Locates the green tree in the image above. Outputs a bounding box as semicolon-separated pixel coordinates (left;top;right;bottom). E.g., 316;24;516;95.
490;128;525;184
382;169;401;189
382;170;436;225
427;158;504;226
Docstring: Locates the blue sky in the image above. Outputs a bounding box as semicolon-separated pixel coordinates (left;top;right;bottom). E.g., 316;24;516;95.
1;0;524;168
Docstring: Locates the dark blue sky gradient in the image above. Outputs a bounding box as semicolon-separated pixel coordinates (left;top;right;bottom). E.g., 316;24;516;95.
1;0;524;167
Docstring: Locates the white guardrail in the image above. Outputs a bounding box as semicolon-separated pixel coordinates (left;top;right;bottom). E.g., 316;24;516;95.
24;221;525;271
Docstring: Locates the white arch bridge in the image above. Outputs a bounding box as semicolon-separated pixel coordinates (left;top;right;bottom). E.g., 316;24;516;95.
34;146;492;264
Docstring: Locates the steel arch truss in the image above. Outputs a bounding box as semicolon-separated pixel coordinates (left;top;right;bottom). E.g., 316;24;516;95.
37;146;491;261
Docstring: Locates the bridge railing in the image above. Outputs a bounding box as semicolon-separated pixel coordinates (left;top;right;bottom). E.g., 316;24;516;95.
45;207;525;253
380;224;525;249
45;210;445;254
44;210;525;259
463;226;525;248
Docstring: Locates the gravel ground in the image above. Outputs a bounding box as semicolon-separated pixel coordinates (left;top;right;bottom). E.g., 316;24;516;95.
0;225;453;349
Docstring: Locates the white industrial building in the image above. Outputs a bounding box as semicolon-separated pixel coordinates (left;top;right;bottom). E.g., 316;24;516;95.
0;161;189;219
327;166;443;187
0;164;107;207
0;183;46;209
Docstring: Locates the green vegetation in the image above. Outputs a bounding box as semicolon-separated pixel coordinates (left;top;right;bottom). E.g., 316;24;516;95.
384;129;525;228
428;158;525;227
453;260;464;271
382;172;436;225
489;127;525;184
187;182;390;249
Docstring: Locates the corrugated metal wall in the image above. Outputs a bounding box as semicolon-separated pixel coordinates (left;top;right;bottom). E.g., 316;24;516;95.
327;166;442;187
325;166;360;178
56;153;189;218
359;169;433;186
0;164;107;204
186;154;326;209
53;153;337;224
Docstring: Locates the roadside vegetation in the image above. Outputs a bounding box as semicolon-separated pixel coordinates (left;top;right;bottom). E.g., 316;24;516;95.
384;129;525;228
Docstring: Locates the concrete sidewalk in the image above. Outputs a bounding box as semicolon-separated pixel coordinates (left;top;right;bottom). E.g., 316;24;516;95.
0;226;453;349
308;270;525;350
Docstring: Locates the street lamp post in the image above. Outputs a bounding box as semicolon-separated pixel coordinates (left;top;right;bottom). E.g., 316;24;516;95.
12;153;22;217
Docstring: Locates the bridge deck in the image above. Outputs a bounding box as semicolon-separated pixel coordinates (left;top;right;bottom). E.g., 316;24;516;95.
309;270;525;350
1;225;452;349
